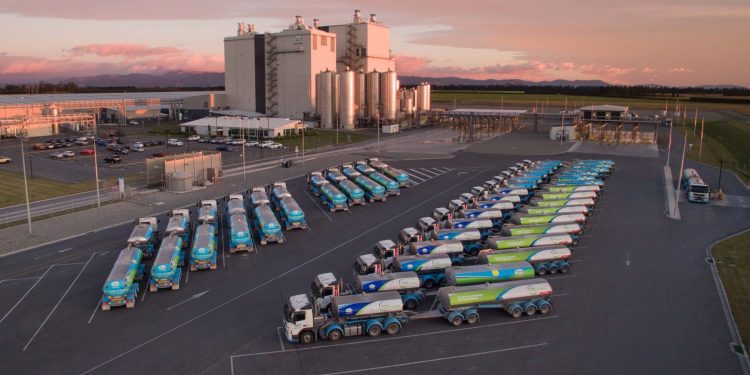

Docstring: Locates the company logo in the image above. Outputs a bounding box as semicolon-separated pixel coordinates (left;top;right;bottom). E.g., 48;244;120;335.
514;269;525;276
491;270;499;277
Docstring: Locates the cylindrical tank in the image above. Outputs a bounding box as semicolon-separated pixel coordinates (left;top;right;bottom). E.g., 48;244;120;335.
380;70;398;122
338;68;356;129
356;69;367;120
366;70;380;121
316;70;335;128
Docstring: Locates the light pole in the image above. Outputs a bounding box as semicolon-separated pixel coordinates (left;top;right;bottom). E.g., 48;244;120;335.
92;120;101;207
241;117;246;181
19;128;32;234
666;116;674;166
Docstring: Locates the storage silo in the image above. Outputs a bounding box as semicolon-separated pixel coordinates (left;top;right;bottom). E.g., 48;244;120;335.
316;69;335;128
417;82;431;111
380;69;398;122
366;70;380;121
338;67;356;129
355;69;367;121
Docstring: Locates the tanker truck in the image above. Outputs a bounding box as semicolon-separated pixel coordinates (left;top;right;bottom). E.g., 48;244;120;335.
550;179;605;187
546;184;601;195
337;179;366;206
355;272;423;310
501;222;582;237
320;183;349;212
353;240;400;274
127;217;160;258
486;233;576;249
284;292;407;343
226;194;247;215
398;227;424;245
533;191;598;201
456;207;508;224
428;228;485;256
367;158;410;187
478;245;572;275
165;209;191;247
530;198;595;209
442;217;497;236
417;216;440;233
228;213;254;253
249;186;271;207
411;279;553;325
354;174;387;202
368;171;401;196
406;240;466;266
254;205;285;245
472;200;515;212
148;234;184;292
270;181;292;210
509;212;587;226
190;223;217;271
444;262;535;286
197;200;218;229
307;171;329;196
101;246;145;310
279;196;308;229
519;205;590;216
324;167;347;183
392;254;453;288
340;163;361;180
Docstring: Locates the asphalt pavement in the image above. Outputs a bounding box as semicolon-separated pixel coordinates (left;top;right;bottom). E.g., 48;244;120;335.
0;141;748;375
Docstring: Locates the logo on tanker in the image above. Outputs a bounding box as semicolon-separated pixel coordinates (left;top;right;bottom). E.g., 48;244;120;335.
491;270;500;277
514;269;526;276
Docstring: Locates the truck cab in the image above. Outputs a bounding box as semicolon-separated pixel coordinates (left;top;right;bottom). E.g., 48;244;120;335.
491;175;508;187
447;200;467;213
417;217;440;233
470;186;488;199
355;160;376;175
459;193;477;205
431;207;452;222
325;167;347;182
250;186;270;207
311;272;342;311
284;294;323;344
197;200;218;226
399;227;423;245
354;254;383;275
128;217;160;258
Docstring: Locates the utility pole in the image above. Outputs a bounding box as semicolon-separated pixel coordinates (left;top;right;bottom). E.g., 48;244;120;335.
241;117;246;181
92;120;101;207
674;132;688;215
666;116;674;166
19;130;33;234
699;118;704;159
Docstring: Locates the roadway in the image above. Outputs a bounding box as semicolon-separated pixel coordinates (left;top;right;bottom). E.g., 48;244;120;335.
0;148;748;375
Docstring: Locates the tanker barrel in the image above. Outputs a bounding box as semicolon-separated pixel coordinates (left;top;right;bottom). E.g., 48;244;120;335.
103;247;144;295
438;279;553;310
331;291;403;318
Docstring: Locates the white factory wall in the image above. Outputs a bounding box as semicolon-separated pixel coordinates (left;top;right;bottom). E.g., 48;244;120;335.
269;26;336;120
224;34;257;112
327;20;394;74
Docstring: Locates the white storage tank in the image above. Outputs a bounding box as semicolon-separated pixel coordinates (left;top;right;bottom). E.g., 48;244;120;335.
338;67;356;129
366;70;381;121
380;69;398;122
168;172;194;192
316;69;335;128
417;83;431;111
356;69;367;120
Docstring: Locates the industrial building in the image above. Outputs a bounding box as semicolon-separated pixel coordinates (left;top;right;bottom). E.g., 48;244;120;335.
179;116;304;138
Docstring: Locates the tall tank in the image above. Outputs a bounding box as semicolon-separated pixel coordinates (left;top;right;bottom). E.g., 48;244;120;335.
417;82;431;111
380;70;398;122
338;67;356;129
356;69;367;120
366;70;380;121
316;70;335;129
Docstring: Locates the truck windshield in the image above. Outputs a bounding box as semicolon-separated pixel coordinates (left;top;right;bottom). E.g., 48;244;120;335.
690;186;710;194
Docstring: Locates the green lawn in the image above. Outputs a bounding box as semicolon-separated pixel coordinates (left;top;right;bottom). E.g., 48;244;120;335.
713;230;750;351
675;120;750;183
431;91;750;115
274;129;373;150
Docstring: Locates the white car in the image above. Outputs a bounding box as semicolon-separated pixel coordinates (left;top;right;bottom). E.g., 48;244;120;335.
62;150;75;158
259;140;274;148
131;146;145;152
245;141;258;147
187;135;201;142
0;156;11;164
50;152;64;159
168;138;184;146
267;143;283;149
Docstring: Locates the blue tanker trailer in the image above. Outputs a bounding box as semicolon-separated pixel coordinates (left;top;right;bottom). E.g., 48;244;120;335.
190;223;217;271
101;246;145;310
149;235;184;292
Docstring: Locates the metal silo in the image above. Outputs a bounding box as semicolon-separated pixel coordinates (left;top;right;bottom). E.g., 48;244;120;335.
380;70;398;122
356;69;367;120
316;70;335;128
366;70;380;122
338;67;356;129
417;83;431;111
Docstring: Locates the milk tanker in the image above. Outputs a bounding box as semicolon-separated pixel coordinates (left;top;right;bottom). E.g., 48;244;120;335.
531;198;595;208
445;262;535;286
392;254;453;288
355;272;423;309
270;182;292;210
368;171;401;196
307;171;329;196
428;228;485;255
190;224;217;271
546;185;601;195
479;245;572;275
101;247;145;310
320;183;349;212
486;233;577;249
284;292;407;343
197;200;218;229
324;167;347;183
165;209;190;247
457;208;508;224
407;240;466;265
536;191;598;201
510;212;587;225
127;217;159;258
442;217;498;235
250;187;271;207
149;235;184;292
501;222;582;237
367;158;410;187
337;179;366;206
279;196;308;229
473;200;515;211
226;195;254;253
354;175;387;202
254;205;285;245
519;205;590;216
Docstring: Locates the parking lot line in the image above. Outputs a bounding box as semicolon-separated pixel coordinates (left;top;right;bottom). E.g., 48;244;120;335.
318;342;548;375
87;302;101;324
416;168;439;177
0;276;41;284
0;266;53;324
407;174;426;183
407;169;433;180
303;189;334;223
276;327;286;352
23;252;96;351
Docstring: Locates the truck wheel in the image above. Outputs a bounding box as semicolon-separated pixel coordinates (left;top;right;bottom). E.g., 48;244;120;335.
404;299;418;310
538;302;552;315
299;331;315;344
525;305;537;316
537;267;547;276
423;279;436;289
466;313;480;325
572;238;579;246
560;263;572;274
385;322;401;335
510;306;523;318
548;265;559;275
327;329;342;342
367;324;382;337
450;315;464;326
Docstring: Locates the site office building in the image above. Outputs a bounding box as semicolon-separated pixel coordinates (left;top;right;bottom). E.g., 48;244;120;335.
224;17;337;120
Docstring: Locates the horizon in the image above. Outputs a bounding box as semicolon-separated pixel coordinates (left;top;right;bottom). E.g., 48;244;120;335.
1;1;748;87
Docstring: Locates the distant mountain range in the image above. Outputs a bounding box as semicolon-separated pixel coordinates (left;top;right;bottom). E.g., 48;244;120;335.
2;71;745;90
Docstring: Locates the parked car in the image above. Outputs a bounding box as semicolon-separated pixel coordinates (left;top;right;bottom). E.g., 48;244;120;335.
187;135;201;142
199;137;211;143
50;152;65;159
33;143;47;151
216;145;234;152
62;150;75;158
46;143;56;149
128;120;139;125
259;140;274;148
130;146;144;152
113;147;129;155
152;152;167;158
0;156;11;164
168;138;184;146
75;140;89;146
96;139;108;146
104;155;122;164
129;142;144;149
245;141;258;147
80;149;95;155
63;142;73;148
267;142;283;149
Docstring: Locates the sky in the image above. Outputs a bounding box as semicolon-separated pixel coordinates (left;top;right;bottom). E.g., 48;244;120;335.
0;0;748;86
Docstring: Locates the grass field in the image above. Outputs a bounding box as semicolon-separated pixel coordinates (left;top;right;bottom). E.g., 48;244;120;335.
275;129;372;150
675;120;750;183
713;230;750;351
431;91;750;115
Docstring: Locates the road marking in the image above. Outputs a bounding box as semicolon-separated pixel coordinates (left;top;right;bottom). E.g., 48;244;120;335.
81;168;492;375
626;251;631;267
0;276;41;284
87;302;101;324
236;315;557;359
220;215;227;269
550;274;577;280
166;290;210;311
141;285;148;302
0;266;53;324
52;262;86;266
303;189;334;223
23;252;96;351
426;168;447;175
276;327;286;352
409;169;435;179
33;248;73;260
319;342;548;375
185;265;190;285
418;168;440;177
406;171;426;183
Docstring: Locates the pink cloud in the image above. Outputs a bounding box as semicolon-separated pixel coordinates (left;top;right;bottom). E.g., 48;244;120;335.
67;43;182;58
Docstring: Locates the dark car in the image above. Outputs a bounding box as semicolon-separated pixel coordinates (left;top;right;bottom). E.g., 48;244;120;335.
66;137;76;142
33;143;47;151
154;140;164;145
216;145;233;152
104;155;122;164
63;142;73;148
112;147;129;155
96;139;108;146
152;152;167;158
